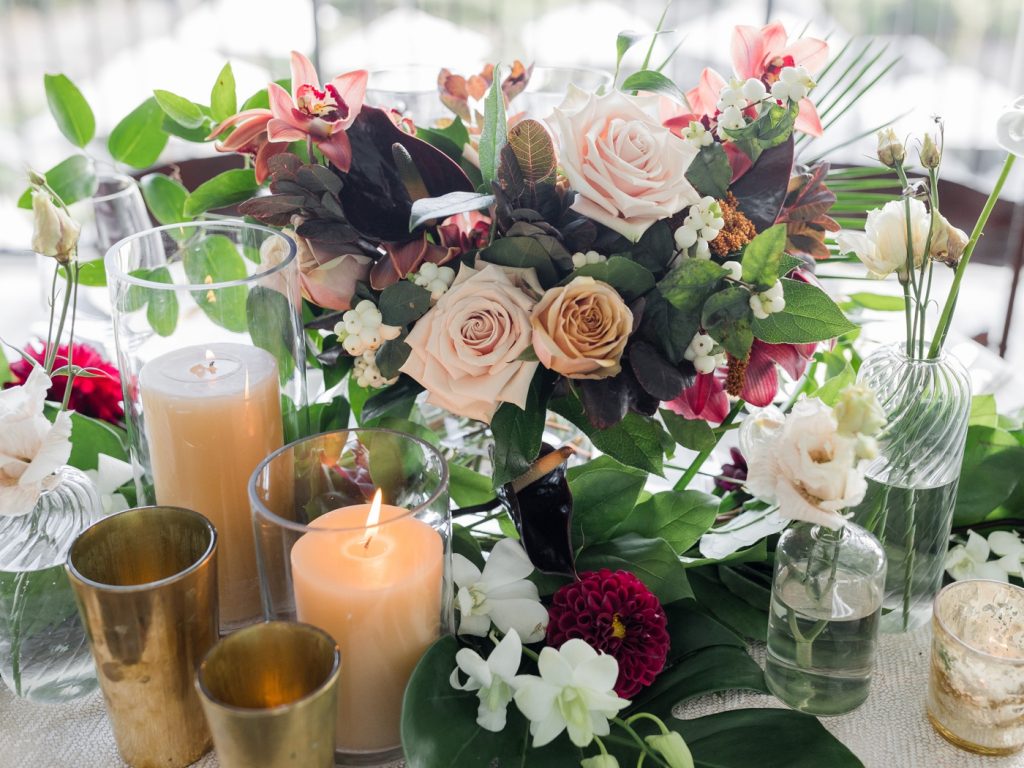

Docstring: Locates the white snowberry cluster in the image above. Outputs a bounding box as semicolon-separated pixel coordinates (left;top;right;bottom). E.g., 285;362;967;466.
749;280;786;320
674;196;725;259
721;260;743;282
571;250;607;269
681;120;714;149
353;351;397;389
410;262;457;301
334;300;401;356
715;77;770;134
684;332;725;375
770;66;815;103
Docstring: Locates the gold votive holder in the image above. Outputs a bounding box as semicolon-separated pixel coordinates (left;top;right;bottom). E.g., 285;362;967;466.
927;579;1024;755
66;506;218;768
196;621;341;768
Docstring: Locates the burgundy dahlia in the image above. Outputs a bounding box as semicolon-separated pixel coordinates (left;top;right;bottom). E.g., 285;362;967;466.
9;342;123;424
546;569;670;698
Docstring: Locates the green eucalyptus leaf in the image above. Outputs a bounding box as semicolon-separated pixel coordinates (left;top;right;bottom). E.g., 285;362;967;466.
752;279;857;344
108;97;169;168
43;74;95;147
73;259;107;287
210;62;237;122
183;169;258;217
140;173;189;225
18;155;96;209
153;89;206;129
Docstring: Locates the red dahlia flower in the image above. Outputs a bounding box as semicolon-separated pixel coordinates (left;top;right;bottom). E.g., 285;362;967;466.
546;569;670;698
8;342;123;424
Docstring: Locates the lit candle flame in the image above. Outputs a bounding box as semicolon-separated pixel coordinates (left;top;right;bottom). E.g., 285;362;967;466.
363;488;382;549
189;350;219;378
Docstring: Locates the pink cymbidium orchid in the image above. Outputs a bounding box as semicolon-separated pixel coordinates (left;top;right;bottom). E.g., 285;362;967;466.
266;51;368;172
207;109;289;184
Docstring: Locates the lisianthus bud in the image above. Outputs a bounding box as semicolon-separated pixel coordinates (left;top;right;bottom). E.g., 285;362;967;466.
920;133;942;169
645;732;695;768
834;384;886;438
929;211;969;268
581;755;620;768
876;128;904;168
30;190;80;265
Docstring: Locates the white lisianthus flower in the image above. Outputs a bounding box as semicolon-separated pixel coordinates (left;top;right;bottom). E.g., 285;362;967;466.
31;190;80;265
84;453;133;515
945;530;1024;582
645;732;695;768
0;366;74;517
837;198;930;280
449;629;523;732
513;639;630;748
453;538;549;642
742;399;866;530
996;95;1024;157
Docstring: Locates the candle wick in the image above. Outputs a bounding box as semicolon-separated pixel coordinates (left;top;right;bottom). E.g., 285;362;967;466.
363;534;373;550
188;359;219;378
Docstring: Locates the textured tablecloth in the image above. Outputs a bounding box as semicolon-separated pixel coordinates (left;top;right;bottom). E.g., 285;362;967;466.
2;625;1022;768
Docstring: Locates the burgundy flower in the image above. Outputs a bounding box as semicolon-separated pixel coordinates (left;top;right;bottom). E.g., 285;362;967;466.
546;569;670;698
717;447;748;492
8;342;123;424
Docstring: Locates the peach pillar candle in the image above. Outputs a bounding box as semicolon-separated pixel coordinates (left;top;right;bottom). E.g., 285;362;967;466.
139;342;282;628
290;493;443;751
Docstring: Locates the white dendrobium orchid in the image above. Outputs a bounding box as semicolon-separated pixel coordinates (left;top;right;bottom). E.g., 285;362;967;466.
0;366;73;517
945;530;1024;582
449;629;522;732
581;755;620;768
84;453;133;515
645;732;695;768
996;95;1024;157
513;639;630;748
453;538;549;642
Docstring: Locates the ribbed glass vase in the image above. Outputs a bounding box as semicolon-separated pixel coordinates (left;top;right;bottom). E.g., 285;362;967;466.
0;466;103;702
850;343;971;633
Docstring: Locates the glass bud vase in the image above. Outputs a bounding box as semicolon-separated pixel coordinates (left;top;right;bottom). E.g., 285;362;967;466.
850;343;971;633
0;466;104;702
765;521;886;716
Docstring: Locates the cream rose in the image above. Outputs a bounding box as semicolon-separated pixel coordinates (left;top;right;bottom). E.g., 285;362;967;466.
400;264;538;424
741;399;867;530
549;87;700;242
836;198;930;280
996;95;1024;158
530;277;632;380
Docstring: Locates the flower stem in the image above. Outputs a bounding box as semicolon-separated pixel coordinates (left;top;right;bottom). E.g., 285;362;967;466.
928;153;1017;358
61;261;80;411
673;400;743;491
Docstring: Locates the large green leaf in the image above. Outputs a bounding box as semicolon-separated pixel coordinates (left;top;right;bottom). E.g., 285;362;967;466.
621;69;684;101
108;97;169;168
688;566;769;641
140;173;189;225
568;456;648;547
685;143;731;198
43;74;95;147
183;169;259;217
740;224;786;291
954;425;1024;526
627;491;719;555
18;155;96;209
659;259;727;314
68;413;129;470
478;68;508;188
752;279;857;344
702;286;754;359
378;281;432;326
210;62;237;122
402;636;584;768
449;464;496;508
551;395;667;476
182;234;249;332
577;534;693;604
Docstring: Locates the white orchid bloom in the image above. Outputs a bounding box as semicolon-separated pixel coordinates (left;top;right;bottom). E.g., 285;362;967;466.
0;366;73;517
944;531;1014;582
646;732;695;768
449;629;522;732
513;639;630;748
996;95;1024;158
581;755;620;768
453;538;549;643
84;453;133;515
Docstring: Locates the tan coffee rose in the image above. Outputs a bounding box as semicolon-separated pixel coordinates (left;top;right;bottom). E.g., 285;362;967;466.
530;276;632;380
400;263;538;424
549;87;700;242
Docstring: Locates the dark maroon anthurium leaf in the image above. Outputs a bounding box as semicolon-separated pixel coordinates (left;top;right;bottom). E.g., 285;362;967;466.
729;137;795;232
496;444;576;577
339;106;473;241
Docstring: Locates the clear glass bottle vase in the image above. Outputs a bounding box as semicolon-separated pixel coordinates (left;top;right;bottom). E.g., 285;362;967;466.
0;466;103;702
850;343;971;633
765;521;886;716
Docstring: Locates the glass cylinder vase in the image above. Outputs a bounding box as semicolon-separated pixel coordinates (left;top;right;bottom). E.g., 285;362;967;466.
765;521;886;716
850;343;971;633
0;466;103;702
250;429;452;767
105;221;307;632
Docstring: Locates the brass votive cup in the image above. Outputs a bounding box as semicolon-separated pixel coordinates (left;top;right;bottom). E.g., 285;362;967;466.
196;621;341;768
927;579;1024;755
66;505;218;768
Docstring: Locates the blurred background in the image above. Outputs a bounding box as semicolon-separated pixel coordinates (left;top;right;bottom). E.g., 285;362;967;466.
1;0;1023;363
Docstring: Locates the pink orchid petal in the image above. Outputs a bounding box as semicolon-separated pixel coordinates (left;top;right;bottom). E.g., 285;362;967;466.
758;22;789;60
741;347;779;407
268;82;300;122
694;68;727;116
663;113;701;137
731;25;766;79
795;342;819;359
219;117;270;151
795;98;824;136
267;118;308;142
316;130;353;172
755;340;814;380
330;70;369;129
207;108;272;140
290;50;320;97
782;38;830;74
724;142;754;182
667;373;729;424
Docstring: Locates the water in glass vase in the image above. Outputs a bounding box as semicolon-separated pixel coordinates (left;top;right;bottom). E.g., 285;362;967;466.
852;477;958;633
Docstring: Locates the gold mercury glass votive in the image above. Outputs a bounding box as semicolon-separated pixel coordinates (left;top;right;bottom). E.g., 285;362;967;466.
927;579;1024;755
196;621;341;768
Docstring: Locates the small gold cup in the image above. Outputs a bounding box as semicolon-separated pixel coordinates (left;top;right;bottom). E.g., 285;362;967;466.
196;621;341;768
66;505;218;768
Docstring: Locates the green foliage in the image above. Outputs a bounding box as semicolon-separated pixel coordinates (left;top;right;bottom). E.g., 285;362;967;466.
685;143;731;198
68;413;128;471
183;169;259;217
568;456;648;546
659;259;728;314
490;376;547;488
449;464;496;508
182;234;248;332
578;534;693;604
844;292;905;311
723;101;799;163
702;286;754;359
551;394;668;475
140;173;189;225
688;566;770;641
740;224;786;291
478;66;508;189
43;74;95;147
569;256;655;301
18;155;97;209
660;409;717;452
210;63;237;122
246;286;297;383
955;401;1024;526
753;279;857;344
144;266;179;336
153;89;206;129
621;69;685;101
479;237;558;287
378;281;432;326
809;350;855;406
108;97;169;167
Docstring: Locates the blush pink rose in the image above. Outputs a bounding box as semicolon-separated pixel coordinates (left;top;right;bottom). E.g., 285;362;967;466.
549;87;701;242
400;264;539;424
530;277;632;379
287;227;372;311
